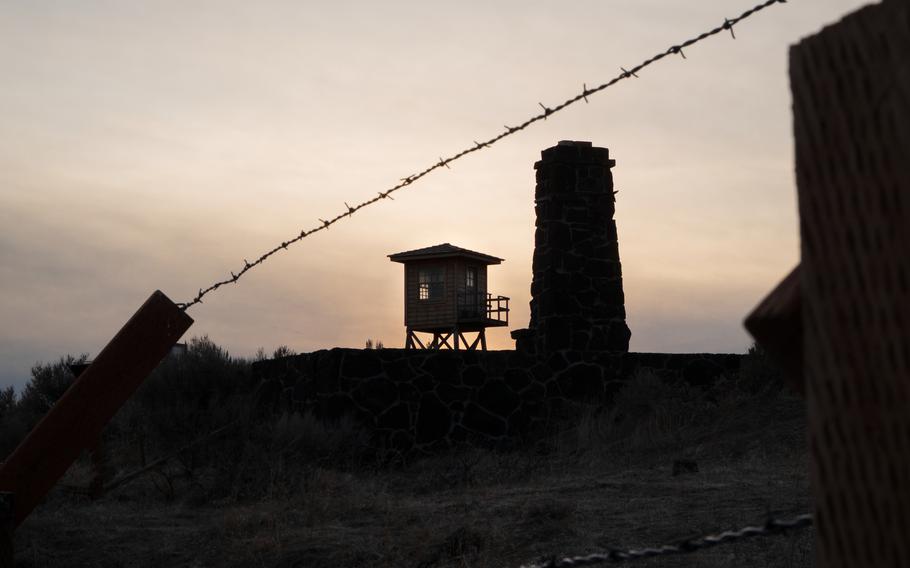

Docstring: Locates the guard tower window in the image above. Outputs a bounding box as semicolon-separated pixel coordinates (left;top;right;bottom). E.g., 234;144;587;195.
419;267;444;300
466;266;477;290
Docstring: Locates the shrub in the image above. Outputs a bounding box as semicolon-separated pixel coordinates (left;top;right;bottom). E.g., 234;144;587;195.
0;405;29;461
255;345;297;361
271;345;296;359
739;342;785;395
1;354;89;460
112;336;255;458
0;386;15;421
568;369;715;455
17;354;88;419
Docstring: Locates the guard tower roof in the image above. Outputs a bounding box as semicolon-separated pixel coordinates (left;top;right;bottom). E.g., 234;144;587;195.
388;243;503;265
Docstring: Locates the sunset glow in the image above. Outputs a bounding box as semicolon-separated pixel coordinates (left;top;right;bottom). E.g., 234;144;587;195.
0;0;870;389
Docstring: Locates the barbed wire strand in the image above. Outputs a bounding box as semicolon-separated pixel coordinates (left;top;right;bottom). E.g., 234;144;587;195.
520;512;812;568
177;0;788;310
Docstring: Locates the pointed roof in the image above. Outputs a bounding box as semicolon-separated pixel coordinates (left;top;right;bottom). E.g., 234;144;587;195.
388;243;503;265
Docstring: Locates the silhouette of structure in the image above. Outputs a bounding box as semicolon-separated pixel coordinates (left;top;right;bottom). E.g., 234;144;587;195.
514;140;631;355
389;244;509;350
259;141;743;452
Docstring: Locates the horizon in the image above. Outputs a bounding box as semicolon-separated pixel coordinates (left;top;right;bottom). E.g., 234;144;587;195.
0;0;871;391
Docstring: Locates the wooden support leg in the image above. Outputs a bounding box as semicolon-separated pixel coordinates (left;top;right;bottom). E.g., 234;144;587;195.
407;330;428;350
467;332;481;351
0;492;13;568
480;329;487;351
0;290;193;527
454;329;460;351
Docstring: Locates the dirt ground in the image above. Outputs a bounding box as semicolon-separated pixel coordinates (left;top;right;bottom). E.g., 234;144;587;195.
12;393;812;568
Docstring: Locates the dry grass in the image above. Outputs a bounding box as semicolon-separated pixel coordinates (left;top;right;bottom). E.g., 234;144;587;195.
12;370;811;568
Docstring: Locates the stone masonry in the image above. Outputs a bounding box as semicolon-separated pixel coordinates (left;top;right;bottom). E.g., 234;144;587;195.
253;349;742;455
521;141;631;355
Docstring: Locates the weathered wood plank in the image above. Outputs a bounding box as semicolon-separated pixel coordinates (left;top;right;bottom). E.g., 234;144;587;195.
790;2;910;566
0;492;12;568
0;291;193;527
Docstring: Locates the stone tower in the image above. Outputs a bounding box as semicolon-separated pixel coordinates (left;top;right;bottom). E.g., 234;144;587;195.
521;140;631;355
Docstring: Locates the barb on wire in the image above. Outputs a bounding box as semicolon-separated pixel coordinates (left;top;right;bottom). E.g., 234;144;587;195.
177;0;787;310
520;512;813;568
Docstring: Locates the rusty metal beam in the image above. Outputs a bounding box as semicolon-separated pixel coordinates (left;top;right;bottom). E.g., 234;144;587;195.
0;290;193;527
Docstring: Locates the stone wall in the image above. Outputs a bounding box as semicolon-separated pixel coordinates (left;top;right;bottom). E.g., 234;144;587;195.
252;349;742;454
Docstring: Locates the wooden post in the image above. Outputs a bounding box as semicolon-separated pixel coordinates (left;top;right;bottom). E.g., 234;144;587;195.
790;2;910;566
0;492;12;568
0;291;193;527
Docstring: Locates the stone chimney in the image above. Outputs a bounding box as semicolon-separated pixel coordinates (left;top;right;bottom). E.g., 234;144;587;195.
516;141;631;355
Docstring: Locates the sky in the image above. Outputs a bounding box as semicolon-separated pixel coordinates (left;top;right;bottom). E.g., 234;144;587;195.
1;0;872;391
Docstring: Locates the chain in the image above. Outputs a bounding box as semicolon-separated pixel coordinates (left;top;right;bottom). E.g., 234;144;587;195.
177;0;788;310
520;512;812;568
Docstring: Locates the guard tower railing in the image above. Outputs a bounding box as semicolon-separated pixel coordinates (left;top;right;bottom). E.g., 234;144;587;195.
456;289;509;325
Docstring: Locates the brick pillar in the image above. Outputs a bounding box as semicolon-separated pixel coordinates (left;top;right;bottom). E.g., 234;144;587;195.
526;140;631;354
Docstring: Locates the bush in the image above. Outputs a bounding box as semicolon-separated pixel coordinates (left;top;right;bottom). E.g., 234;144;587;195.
17;354;88;419
567;369;715;456
739;342;785;395
0;386;15;421
0;405;29;462
3;337;380;504
110;336;256;463
1;354;89;460
206;411;372;501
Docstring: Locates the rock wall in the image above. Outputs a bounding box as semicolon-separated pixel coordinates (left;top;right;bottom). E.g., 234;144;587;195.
252;349;742;454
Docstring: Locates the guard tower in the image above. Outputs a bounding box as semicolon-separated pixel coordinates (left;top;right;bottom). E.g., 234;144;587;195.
389;243;509;350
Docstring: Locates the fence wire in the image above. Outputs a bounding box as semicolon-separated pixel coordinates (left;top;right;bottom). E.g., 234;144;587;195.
520;512;812;567
177;0;788;309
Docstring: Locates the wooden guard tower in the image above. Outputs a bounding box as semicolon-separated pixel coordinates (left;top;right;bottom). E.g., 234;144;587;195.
389;243;509;350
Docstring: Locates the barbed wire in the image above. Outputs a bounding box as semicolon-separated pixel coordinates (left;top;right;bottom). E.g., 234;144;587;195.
177;0;788;310
520;512;812;567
